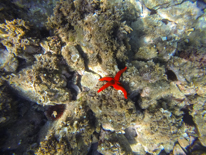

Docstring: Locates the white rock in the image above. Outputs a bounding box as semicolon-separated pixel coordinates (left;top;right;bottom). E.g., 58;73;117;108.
81;71;100;89
102;123;115;132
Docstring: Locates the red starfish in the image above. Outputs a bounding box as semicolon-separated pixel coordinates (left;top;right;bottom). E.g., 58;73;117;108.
97;67;128;99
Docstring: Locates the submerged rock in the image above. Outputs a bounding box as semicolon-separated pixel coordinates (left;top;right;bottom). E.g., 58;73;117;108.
61;44;85;74
0;48;18;72
0;0;206;154
36;101;95;155
81;71;100;89
157;1;202;26
130;109;185;154
143;0;183;10
134;45;158;60
8;53;70;106
191;96;206;147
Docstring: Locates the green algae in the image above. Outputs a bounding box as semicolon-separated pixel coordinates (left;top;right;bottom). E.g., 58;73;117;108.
47;0;135;73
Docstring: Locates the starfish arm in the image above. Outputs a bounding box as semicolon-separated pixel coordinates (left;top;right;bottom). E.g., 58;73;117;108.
113;84;128;99
114;67;127;81
99;77;114;81
97;81;114;93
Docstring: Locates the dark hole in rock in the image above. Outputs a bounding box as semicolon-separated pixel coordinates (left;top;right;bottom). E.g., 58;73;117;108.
87;109;96;127
39;27;50;38
159;149;168;155
45;104;66;120
87;142;102;155
166;70;178;81
16;57;27;72
67;81;80;100
75;133;82;142
0;95;46;154
189;138;206;153
130;93;144;112
150;9;157;15
182;109;195;126
75;45;89;71
116;58;126;70
197;0;206;10
96;53;102;64
161;19;169;25
0;127;7;147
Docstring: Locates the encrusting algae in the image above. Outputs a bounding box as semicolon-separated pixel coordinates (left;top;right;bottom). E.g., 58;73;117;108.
0;0;206;154
47;0;134;75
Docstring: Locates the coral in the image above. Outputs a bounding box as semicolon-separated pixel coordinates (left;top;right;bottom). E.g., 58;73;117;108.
0;19;40;57
0;19;42;74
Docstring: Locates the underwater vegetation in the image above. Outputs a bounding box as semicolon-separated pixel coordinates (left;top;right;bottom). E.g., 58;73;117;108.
0;0;206;154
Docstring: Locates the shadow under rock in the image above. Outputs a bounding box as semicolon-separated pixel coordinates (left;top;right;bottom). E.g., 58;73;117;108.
0;92;46;155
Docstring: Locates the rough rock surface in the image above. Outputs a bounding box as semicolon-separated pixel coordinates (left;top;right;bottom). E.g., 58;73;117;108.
0;0;206;154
